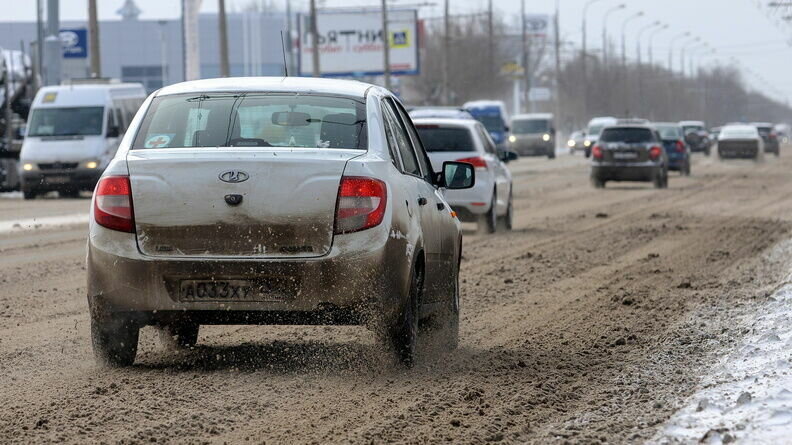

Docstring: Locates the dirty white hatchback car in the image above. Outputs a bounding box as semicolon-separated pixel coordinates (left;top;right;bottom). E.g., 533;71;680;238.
87;77;475;367
414;118;516;234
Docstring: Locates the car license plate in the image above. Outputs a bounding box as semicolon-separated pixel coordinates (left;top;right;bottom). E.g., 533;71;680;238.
44;175;70;184
613;152;638;160
179;279;288;302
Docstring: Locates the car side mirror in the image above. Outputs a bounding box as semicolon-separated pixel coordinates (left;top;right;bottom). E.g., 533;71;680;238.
498;149;519;163
439;161;475;189
107;126;120;138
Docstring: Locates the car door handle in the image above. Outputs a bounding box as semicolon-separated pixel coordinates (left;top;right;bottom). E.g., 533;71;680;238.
418;197;428;206
436;202;445;211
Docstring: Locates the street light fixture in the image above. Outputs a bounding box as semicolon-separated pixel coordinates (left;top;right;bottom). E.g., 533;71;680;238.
621;11;644;66
602;3;626;62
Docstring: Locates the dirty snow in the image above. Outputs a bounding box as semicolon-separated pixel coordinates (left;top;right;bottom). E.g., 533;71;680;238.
656;282;792;444
0;213;88;233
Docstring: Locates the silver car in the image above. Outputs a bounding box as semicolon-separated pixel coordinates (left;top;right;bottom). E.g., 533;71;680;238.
87;77;475;367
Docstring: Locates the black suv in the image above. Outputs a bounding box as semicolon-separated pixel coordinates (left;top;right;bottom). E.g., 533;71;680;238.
591;124;669;189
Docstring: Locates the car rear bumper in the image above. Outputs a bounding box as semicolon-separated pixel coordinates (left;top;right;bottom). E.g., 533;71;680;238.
718;145;758;159
87;224;411;325
591;163;660;182
667;155;687;170
21;168;102;191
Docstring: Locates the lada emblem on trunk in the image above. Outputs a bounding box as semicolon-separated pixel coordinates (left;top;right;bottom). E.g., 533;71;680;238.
219;170;250;183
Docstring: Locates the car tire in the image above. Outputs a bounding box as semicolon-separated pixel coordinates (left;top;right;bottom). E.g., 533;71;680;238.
478;192;497;234
22;189;37;200
775;149;780;157
592;177;606;189
547;149;556;160
654;168;668;189
60;189;80;199
682;160;691;176
585;148;591;158
158;323;199;349
391;264;422;367
91;308;140;367
498;191;514;231
436;263;460;351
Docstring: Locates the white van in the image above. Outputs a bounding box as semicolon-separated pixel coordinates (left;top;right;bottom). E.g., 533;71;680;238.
20;82;146;199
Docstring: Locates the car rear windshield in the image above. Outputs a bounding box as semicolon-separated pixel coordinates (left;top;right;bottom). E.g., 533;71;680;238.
132;93;367;150
512;119;549;134
656;126;682;140
27;107;104;137
415;126;476;152
599;127;655;143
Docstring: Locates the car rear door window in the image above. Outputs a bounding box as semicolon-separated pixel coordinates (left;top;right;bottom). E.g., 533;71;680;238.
382;100;421;177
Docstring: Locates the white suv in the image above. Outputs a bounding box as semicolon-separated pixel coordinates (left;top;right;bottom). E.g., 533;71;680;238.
414;118;516;233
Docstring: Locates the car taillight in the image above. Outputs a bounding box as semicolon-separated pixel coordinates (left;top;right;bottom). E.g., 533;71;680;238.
334;177;387;234
592;145;603;159
676;140;686;153
649;145;663;160
94;176;135;233
456;156;488;170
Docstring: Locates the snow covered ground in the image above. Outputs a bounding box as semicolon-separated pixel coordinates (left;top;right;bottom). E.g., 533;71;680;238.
655;281;792;444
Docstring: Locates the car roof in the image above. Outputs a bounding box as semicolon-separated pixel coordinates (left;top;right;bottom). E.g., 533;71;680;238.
412;118;480;129
512;113;553;120
652;122;680;126
155;76;375;99
679;120;705;125
604;123;654;129
750;122;774;127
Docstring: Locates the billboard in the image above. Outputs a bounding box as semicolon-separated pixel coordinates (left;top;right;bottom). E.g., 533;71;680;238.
298;10;419;77
60;28;87;59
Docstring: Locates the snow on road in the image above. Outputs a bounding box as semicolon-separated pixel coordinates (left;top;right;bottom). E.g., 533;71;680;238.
0;213;88;233
656;280;792;444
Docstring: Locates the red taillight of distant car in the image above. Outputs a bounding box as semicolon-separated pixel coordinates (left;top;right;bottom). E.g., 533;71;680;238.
94;176;135;233
676;140;686;153
649;146;663;160
334;176;387;234
456;156;488;170
592;145;604;159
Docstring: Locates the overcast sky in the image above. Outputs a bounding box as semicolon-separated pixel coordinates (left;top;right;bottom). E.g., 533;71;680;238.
3;0;792;102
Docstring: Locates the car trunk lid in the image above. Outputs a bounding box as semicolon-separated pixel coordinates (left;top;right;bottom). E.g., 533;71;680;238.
126;148;362;258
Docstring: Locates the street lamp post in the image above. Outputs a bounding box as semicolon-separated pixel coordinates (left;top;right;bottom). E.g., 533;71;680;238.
602;4;625;63
680;37;700;77
620;11;643;66
636;20;660;66
668;32;690;72
582;0;606;117
647;24;668;67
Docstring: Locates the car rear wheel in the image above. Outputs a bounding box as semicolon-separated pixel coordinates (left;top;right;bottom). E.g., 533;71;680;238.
158;323;199;349
391;264;422;367
654;168;669;189
498;191;514;231
478;192;497;234
682;160;691;176
91;308;140;367
547;148;556;159
22;190;37;200
592;177;606;189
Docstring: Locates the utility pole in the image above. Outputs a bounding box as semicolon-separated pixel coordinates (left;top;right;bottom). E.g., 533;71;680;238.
442;0;450;105
309;0;321;77
44;0;61;85
35;0;44;89
487;0;494;78
553;1;561;136
218;0;230;77
286;0;294;75
381;0;391;90
521;0;530;112
88;0;101;78
582;0;604;120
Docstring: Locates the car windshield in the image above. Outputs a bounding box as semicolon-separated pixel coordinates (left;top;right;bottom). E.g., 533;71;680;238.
415;126;475;152
588;125;605;136
132;93;367;150
512;119;549;134
683;126;703;133
472;114;504;133
599;127;654;143
656;126;682;140
27;107;104;137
